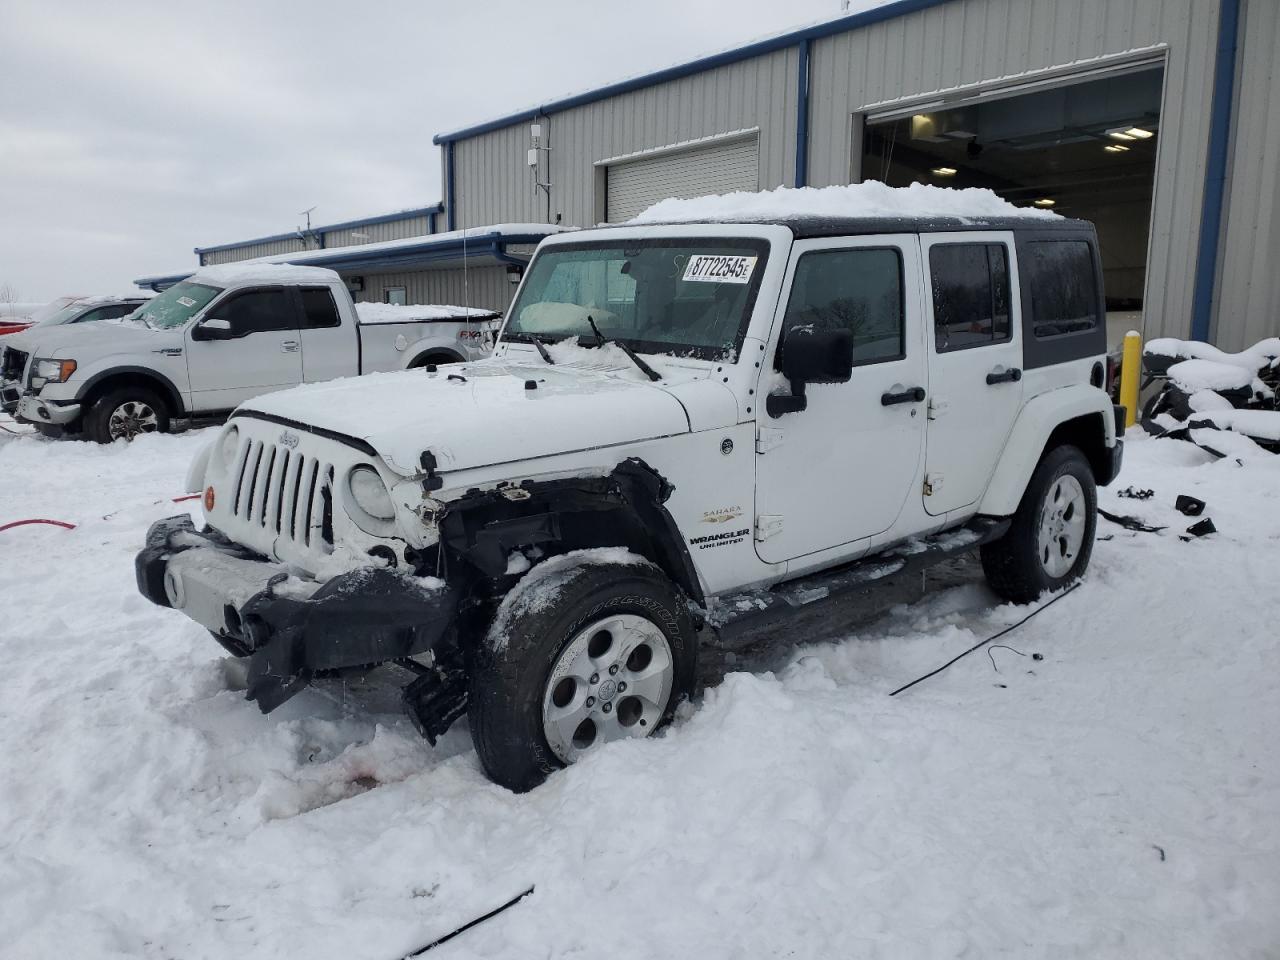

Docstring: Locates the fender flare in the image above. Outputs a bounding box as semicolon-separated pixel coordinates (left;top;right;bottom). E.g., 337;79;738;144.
979;384;1117;516
74;365;187;417
403;335;465;369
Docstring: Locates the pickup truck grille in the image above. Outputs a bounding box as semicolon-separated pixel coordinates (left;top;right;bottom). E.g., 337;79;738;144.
228;436;334;553
1;347;28;383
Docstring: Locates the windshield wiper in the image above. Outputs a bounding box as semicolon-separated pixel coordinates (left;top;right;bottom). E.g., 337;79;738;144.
531;336;555;365
585;315;661;382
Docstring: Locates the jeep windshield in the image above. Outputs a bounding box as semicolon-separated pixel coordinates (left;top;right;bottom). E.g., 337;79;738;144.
134;281;222;330
503;239;770;361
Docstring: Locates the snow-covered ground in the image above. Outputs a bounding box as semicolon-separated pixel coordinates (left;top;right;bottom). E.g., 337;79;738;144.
1;422;1277;959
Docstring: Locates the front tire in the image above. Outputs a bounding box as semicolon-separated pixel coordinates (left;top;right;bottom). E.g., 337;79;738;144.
468;556;698;792
981;444;1097;604
83;386;170;443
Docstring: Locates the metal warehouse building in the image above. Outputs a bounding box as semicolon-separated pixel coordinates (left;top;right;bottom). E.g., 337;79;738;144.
144;0;1276;350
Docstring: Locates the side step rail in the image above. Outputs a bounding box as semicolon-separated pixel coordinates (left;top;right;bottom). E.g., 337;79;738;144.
707;516;1010;646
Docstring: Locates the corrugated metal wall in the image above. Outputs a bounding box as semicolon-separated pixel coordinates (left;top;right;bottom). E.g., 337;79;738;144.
324;215;432;249
201;238;312;265
452;46;799;228
350;266;514;313
1214;0;1280;350
806;0;1216;344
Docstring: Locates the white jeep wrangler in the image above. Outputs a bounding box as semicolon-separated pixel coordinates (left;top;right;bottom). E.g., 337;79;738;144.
137;212;1123;791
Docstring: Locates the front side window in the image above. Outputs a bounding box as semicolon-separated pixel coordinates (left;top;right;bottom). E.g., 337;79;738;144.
138;282;222;330
211;288;295;335
783;247;904;366
929;243;1010;352
504;239;770;360
33;303;89;327
299;287;341;329
1025;240;1099;337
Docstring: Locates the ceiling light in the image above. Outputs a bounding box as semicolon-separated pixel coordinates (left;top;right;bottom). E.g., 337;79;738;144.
1124;127;1154;139
1104;144;1130;153
1107;129;1137;141
1033;198;1056;208
931;166;957;177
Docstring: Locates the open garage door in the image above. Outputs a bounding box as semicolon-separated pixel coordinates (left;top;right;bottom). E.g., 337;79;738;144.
861;64;1163;349
606;134;759;222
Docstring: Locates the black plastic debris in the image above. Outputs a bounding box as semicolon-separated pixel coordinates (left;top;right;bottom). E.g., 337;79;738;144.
1183;517;1217;539
1175;494;1206;516
1099;508;1166;534
1118;487;1155;500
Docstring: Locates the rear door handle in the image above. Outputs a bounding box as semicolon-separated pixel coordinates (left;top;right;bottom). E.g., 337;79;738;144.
986;367;1022;385
281;340;299;353
881;386;926;406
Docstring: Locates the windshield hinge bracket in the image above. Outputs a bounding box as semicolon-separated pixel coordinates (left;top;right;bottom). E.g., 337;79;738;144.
755;427;784;454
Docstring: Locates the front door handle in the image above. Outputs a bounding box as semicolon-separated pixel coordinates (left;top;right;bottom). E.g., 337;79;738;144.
986;367;1022;385
881;386;926;406
281;340;299;353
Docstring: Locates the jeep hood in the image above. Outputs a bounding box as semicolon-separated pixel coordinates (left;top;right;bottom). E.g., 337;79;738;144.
236;359;696;476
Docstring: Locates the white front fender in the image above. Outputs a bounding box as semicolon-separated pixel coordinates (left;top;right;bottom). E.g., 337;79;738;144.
185;440;214;494
979;384;1117;516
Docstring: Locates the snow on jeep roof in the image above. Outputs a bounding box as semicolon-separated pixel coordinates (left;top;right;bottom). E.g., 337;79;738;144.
630;181;1062;225
190;262;341;286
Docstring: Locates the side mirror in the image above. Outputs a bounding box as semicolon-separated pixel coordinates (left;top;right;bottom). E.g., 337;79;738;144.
766;328;854;417
194;317;234;341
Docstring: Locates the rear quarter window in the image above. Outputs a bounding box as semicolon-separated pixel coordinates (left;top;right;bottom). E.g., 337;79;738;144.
1026;240;1100;338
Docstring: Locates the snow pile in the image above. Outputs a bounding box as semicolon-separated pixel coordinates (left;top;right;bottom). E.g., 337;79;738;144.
354;302;495;325
2;423;1279;958
1142;336;1280;454
631;181;1061;224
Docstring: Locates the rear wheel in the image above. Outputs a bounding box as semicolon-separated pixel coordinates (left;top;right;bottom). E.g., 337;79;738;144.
468;556;697;792
83;386;170;443
981;444;1097;604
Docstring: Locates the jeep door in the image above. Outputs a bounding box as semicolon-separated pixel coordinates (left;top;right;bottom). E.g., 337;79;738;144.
754;235;927;565
919;232;1024;516
185;286;304;412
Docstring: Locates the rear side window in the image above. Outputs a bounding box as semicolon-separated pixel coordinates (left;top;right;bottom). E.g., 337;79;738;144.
214;288;296;335
299;287;341;329
929;243;1010;352
783;247;904;366
1025;240;1099;337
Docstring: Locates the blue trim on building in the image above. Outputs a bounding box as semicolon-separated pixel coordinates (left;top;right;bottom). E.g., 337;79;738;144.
137;230;553;290
794;39;811;188
1190;0;1242;342
446;142;457;232
431;0;945;144
192;204;445;256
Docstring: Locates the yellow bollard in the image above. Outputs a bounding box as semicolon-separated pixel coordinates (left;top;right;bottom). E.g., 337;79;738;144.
1119;329;1142;429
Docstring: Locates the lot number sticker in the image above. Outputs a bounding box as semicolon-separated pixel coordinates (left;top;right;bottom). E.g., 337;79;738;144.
682;254;757;284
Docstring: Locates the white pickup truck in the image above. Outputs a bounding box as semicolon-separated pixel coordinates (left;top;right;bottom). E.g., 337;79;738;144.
138;207;1124;792
0;263;498;442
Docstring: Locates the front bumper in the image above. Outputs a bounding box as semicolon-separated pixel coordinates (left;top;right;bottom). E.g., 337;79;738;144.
1;379;24;414
14;391;80;426
136;515;460;712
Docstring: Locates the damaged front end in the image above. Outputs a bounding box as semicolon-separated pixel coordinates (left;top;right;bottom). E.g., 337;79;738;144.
136;515;461;729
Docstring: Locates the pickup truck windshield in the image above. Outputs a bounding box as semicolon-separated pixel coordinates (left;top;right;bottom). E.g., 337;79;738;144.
135;281;222;330
504;239;769;360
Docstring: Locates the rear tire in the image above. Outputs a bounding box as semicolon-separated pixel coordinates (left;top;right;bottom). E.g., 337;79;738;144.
468;556;697;792
981;444;1097;604
83;386;170;443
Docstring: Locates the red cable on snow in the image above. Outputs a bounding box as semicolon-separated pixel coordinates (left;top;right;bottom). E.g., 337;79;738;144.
171;494;201;503
0;518;77;533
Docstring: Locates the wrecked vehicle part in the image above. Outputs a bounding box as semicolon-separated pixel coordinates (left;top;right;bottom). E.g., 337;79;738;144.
136;514;461;714
437;457;704;606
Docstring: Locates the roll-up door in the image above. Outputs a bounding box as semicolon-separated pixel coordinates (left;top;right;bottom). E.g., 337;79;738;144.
605;135;759;222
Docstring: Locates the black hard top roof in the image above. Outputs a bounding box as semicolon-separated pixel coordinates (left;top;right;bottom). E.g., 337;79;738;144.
633;215;1094;238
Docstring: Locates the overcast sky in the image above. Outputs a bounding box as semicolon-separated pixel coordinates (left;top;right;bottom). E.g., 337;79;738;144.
0;0;888;302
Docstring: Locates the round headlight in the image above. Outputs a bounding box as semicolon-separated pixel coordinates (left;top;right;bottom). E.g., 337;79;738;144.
348;465;395;520
218;425;240;467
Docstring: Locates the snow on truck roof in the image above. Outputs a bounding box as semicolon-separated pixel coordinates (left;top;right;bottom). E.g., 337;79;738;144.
627;182;1068;229
189;262;342;286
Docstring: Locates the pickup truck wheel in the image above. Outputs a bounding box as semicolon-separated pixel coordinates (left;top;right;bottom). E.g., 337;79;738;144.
84;387;170;443
468;556;697;792
981;444;1097;604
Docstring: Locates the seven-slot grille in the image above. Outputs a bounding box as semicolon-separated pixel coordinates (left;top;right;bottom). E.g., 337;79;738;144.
228;434;335;554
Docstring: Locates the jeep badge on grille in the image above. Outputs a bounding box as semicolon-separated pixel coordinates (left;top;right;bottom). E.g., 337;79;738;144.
279;430;300;448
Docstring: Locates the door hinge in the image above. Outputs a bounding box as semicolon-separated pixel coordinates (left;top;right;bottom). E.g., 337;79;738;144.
927;397;950;420
755;426;784;454
923;473;945;497
755;514;784;541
